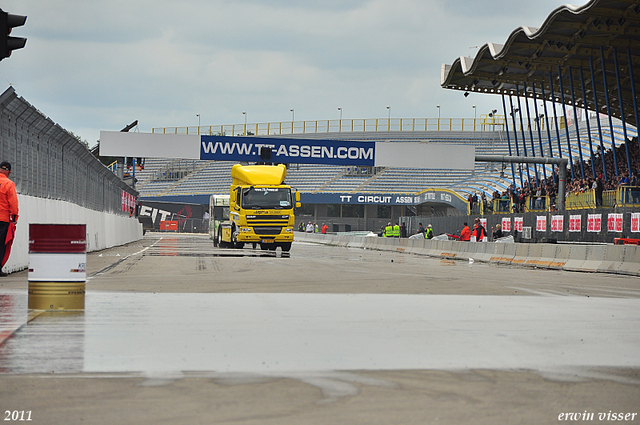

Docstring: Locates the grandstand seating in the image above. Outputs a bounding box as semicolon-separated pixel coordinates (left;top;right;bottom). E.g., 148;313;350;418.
136;121;637;201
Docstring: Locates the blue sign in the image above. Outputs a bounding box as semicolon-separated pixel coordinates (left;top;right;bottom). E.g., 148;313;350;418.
301;193;417;205
200;135;375;166
301;191;467;211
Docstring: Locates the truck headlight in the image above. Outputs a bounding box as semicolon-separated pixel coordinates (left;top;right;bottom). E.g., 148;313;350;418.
240;227;252;232
284;228;293;233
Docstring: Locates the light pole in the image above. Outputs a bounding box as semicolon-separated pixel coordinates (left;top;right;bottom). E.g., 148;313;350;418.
436;105;440;119
196;114;200;134
242;111;246;135
472;105;476;131
386;105;391;131
338;107;342;120
290;108;294;122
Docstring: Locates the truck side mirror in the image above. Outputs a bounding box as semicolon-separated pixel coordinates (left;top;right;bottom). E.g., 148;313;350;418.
295;191;301;208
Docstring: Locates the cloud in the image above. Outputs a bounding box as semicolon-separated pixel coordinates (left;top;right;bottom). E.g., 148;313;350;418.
0;0;581;143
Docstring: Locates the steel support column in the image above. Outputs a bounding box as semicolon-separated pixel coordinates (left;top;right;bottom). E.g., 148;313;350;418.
590;55;608;181
628;47;640;156
568;67;585;179
508;94;524;186
523;83;540;183
548;72;564;161
515;86;532;185
613;47;632;174
501;94;517;188
531;83;548;183
558;66;575;180
579;67;596;179
600;46;619;177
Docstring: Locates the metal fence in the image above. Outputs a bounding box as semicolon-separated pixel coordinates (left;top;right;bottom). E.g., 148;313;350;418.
0;87;137;214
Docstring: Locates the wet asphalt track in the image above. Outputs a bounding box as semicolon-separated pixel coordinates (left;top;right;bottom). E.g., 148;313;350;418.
1;232;639;424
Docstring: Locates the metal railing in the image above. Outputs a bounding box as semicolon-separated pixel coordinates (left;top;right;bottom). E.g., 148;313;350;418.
152;114;570;136
0;87;137;215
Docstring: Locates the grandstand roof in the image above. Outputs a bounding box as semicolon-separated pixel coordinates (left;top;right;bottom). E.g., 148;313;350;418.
441;0;640;129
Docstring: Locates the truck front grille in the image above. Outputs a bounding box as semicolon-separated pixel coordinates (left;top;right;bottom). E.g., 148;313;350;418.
246;215;290;226
253;227;283;235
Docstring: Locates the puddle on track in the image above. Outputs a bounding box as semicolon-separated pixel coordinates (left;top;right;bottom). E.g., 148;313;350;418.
1;291;639;376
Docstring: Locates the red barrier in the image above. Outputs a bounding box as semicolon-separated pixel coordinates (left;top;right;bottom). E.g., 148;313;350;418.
160;220;178;231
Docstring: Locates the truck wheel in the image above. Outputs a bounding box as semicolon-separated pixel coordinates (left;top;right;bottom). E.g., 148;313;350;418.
281;242;292;252
217;228;225;248
232;230;244;249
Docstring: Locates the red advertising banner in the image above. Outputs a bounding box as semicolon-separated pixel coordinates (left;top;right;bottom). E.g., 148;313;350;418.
121;191;136;212
551;215;563;232
568;215;581;232
632;213;640;233
501;217;511;232
514;217;523;232
536;216;546;232
587;214;601;232
607;213;623;232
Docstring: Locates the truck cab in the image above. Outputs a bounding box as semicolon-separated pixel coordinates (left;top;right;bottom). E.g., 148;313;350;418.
216;164;300;251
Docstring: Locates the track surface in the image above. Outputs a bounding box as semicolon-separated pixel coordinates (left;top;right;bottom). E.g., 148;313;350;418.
1;233;639;424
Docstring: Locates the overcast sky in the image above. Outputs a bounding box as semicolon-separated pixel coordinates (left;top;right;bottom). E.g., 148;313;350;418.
0;0;584;146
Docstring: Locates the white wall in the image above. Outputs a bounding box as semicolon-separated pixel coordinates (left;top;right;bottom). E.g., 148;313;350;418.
4;194;143;273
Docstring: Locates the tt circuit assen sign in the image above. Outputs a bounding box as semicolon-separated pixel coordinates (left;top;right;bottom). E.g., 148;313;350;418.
99;132;475;170
301;190;468;211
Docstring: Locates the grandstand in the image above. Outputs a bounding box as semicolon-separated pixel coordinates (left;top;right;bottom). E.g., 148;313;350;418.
136;118;636;204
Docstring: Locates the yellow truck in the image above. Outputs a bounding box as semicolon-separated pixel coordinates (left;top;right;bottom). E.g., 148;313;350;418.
212;164;300;251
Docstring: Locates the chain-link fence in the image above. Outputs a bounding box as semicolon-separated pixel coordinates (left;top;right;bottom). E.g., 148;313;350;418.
0;87;137;213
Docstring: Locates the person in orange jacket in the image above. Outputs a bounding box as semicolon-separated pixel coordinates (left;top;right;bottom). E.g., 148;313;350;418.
0;161;19;276
459;222;471;241
471;218;487;242
321;223;328;234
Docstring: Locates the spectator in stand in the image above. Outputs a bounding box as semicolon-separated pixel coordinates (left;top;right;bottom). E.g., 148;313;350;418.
492;223;504;241
595;174;604;207
460;222;471;241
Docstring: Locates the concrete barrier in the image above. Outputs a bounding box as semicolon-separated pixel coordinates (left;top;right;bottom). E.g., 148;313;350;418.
581;245;605;272
617;245;640;275
597;244;623;274
528;244;565;270
564;245;589;272
6;194;143;274
294;232;640;277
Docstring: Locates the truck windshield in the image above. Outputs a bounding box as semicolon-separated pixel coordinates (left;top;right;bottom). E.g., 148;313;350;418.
242;187;292;209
